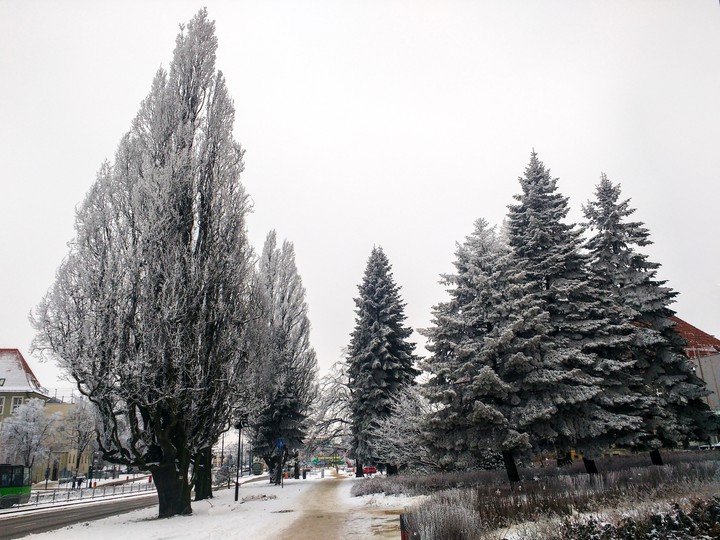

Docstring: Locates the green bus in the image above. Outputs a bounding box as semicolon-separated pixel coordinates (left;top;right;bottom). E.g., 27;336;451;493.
0;464;31;509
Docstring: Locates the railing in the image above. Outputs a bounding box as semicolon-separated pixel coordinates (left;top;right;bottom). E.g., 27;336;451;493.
4;481;157;512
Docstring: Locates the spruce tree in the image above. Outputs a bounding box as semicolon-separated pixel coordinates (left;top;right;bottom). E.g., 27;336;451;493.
248;231;318;483
584;174;716;462
347;247;418;475
422;219;513;470
498;152;642;473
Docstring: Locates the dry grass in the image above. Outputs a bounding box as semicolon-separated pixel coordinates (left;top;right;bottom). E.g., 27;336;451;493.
351;452;720;540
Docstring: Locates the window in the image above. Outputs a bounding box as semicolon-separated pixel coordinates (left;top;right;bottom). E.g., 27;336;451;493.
11;397;23;412
0;396;4;415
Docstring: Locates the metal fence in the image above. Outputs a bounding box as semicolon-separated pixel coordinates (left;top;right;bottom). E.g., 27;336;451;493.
21;481;156;509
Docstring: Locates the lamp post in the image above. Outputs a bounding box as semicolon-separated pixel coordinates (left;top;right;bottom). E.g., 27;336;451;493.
234;417;248;502
234;423;242;502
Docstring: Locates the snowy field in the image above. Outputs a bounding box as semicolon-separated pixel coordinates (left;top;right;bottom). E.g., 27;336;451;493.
20;470;414;540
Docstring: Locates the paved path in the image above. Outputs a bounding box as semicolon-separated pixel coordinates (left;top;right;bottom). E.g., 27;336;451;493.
275;473;404;539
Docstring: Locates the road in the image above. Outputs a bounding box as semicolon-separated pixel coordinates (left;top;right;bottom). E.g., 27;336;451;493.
0;493;158;540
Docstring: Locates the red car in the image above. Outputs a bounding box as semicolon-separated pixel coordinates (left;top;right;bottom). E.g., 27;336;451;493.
362;466;377;474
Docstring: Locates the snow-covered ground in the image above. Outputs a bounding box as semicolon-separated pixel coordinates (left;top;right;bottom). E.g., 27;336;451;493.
18;470;416;539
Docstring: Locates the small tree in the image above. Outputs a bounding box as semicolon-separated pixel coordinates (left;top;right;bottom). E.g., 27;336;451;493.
304;359;353;459
346;247;418;476
0;399;59;469
63;398;98;476
365;386;437;471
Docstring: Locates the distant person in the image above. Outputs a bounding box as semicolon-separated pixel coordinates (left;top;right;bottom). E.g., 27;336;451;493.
72;477;76;489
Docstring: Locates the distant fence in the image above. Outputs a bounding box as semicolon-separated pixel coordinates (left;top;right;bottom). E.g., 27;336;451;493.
19;481;156;510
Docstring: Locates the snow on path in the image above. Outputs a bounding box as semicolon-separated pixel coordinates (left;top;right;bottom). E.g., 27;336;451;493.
22;471;415;540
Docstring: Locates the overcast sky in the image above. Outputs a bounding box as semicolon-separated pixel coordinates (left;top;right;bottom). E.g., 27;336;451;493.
1;1;719;395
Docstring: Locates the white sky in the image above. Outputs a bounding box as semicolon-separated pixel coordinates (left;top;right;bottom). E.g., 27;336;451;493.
1;1;719;393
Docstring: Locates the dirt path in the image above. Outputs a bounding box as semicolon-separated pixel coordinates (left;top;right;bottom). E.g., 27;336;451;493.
276;473;404;539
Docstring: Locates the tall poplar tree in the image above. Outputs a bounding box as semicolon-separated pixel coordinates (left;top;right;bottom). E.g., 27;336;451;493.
32;10;254;517
584;174;716;463
248;231;318;483
347;247;418;475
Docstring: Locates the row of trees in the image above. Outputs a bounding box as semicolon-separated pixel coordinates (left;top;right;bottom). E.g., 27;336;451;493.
0;398;97;478
337;153;716;482
27;7;716;520
32;10;317;518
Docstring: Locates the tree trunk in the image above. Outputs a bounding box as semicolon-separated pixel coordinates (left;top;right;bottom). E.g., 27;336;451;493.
650;448;664;466
386;464;398;476
193;447;213;501
502;451;520;483
355;460;364;478
582;457;599;474
556;451;573;467
152;461;192;518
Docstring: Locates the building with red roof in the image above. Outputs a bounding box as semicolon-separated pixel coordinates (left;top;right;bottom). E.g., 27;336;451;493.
0;348;50;421
671;316;720;413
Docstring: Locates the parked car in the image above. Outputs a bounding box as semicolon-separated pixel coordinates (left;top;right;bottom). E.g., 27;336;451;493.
362;466;377;474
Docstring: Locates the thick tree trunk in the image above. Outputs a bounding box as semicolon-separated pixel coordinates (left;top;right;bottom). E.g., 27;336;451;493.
386;464;398;476
502;451;520;483
355;460;364;478
193;447;213;501
650;448;664;466
582;457;599;474
152;461;192;518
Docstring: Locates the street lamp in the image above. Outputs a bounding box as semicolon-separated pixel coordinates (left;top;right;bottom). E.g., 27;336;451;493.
234;417;248;502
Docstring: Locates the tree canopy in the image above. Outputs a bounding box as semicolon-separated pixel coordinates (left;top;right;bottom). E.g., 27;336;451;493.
32;9;254;517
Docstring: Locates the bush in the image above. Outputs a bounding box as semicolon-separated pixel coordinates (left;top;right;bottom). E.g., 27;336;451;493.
558;497;720;540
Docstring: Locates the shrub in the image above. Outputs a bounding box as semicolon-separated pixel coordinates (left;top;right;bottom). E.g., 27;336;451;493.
558;497;720;540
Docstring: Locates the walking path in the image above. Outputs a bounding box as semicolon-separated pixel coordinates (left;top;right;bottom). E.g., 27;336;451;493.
273;471;406;539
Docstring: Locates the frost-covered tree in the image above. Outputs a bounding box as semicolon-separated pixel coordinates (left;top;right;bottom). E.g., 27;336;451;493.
584;173;716;463
422;219;513;470
32;10;254;517
496;152;644;475
304;358;353;457
247;231;318;484
346;247;418;475
63;398;99;476
365;386;436;471
0;399;60;469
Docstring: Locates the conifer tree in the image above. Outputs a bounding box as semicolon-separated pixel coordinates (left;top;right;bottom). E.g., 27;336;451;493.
248;231;318;483
422;219;513;470
584;174;716;463
347;247;418;475
498;152;642;474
